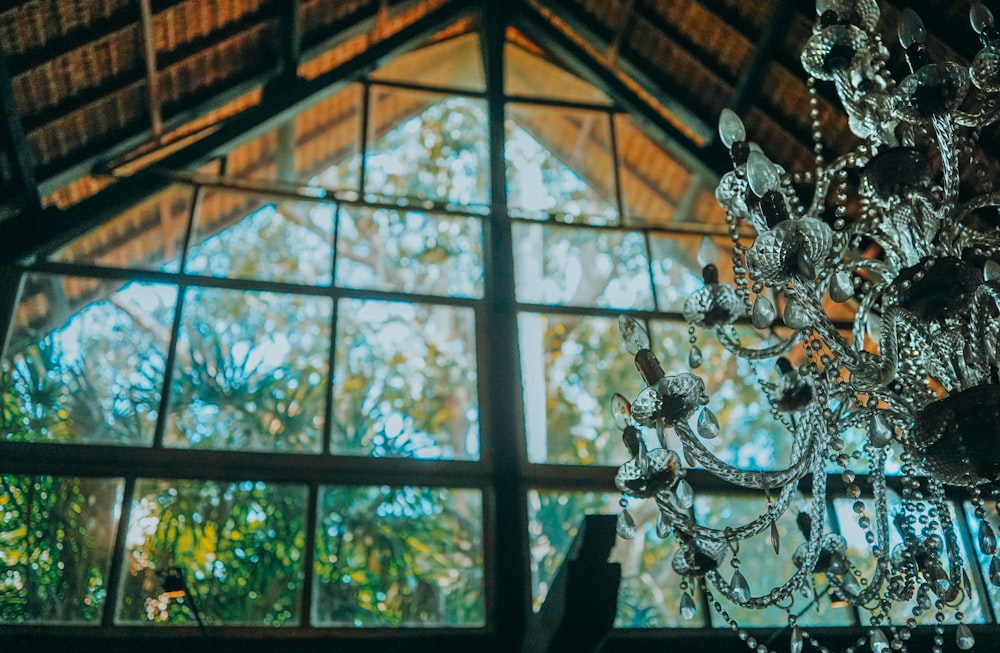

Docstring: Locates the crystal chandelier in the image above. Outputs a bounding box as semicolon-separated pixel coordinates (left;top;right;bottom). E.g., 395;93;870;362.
610;2;1000;652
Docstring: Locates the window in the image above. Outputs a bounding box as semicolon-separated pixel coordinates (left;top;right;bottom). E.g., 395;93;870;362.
2;16;997;644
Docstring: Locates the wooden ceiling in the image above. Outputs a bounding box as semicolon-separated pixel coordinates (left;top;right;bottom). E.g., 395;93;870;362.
0;0;990;265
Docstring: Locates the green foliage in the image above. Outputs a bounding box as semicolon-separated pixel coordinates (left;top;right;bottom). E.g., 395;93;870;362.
117;480;308;626
333;299;478;459
0;475;121;623
313;485;483;626
2;283;172;445
167;286;331;452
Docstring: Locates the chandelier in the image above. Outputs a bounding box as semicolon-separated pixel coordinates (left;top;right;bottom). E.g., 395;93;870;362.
610;2;1000;652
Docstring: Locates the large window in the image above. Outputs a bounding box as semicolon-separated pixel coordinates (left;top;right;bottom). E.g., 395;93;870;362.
2;21;998;641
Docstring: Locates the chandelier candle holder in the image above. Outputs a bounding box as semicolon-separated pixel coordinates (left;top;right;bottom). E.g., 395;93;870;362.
610;2;1000;652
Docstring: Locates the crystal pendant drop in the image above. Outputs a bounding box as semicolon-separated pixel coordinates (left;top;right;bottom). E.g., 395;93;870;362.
616;509;636;539
869;411;893;448
979;521;998;556
730;569;750;603
770;520;781;555
989;555;1000;586
956;623;976;650
689;345;703;369
869;628;889;653
782;299;811;330
752;295;777;329
830;270;854;302
697;408;720;439
674;479;695;510
986;259;1000;282
656;512;673;539
790;625;804;653
680;591;697;621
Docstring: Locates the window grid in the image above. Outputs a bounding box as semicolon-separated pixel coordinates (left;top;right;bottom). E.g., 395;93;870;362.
0;25;997;638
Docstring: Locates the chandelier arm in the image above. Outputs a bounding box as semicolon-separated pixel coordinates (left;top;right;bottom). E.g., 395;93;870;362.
953;102;1000;128
857;445;891;605
655;478;799;545
672;418;818;492
712;324;798;360
703;450;831;609
950;191;1000;226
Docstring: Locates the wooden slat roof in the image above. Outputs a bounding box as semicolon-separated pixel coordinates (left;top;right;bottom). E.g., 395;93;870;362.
0;0;991;264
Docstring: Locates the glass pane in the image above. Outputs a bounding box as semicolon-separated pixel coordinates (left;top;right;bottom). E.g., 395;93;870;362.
526;490;699;626
298;83;364;195
519;313;643;465
648;233;741;313
335;207;483;298
118;479;308;626
833;498;985;625
505;40;613;105
3;274;176;445
964;502;1000;621
49;184;194;273
185;193;335;285
614;114;694;228
313;485;484;627
690;184;729;225
365;88;489;209
370;33;485;92
332;299;478;459
649;321;787;470
166;287;332;452
0;475;123;624
513;223;654;309
506;104;617;225
226;127;281;182
696;495;854;628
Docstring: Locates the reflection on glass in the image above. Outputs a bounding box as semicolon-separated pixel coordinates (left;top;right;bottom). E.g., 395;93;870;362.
118;479;307;626
167;287;332;452
185;195;335;285
336;207;483;298
650;321;784;470
526;490;697;627
2;275;176;445
614;114;693;228
332;299;479;459
313;485;484;627
506;105;617;225
370;33;485;92
49;184;194;273
513;223;653;309
519;313;642;465
0;475;123;624
696;495;854;628
833;498;985;625
366;90;489;209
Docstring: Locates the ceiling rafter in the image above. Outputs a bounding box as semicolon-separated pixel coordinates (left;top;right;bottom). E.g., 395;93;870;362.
0;46;41;219
0;0;477;266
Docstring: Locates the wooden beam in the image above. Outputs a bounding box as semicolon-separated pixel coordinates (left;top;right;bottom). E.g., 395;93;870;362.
727;0;795;118
479;2;532;650
0;46;41;219
138;0;164;139
0;0;477;265
511;3;729;177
